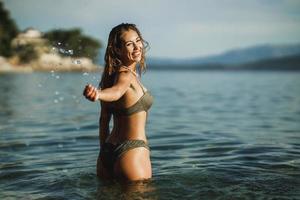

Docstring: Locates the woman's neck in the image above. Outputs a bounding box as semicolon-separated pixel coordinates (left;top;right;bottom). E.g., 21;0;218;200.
123;62;137;72
121;65;138;77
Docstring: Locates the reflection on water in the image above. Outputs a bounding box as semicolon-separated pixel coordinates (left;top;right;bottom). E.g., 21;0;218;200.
96;180;157;200
0;71;300;199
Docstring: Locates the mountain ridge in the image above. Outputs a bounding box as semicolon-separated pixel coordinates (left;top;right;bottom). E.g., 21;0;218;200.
147;43;300;67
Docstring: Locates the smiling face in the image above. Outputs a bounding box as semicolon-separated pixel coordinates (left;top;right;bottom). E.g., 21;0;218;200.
117;29;143;66
103;23;148;78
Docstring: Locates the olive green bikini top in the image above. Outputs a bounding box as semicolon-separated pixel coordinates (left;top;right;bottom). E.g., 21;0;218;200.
110;69;154;116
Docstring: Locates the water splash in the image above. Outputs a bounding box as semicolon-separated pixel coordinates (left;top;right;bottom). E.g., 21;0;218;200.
59;48;67;54
68;50;73;55
51;43;74;56
92;76;99;82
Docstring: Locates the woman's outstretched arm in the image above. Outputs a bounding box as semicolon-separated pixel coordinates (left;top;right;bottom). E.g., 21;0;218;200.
83;70;132;102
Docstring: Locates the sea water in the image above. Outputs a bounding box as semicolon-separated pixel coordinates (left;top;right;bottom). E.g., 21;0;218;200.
0;70;299;199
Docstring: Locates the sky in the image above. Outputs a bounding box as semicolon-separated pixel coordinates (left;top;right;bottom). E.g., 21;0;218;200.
2;0;300;59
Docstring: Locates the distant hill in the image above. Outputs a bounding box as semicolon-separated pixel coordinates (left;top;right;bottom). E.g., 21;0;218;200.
148;54;300;71
235;54;300;70
147;43;300;70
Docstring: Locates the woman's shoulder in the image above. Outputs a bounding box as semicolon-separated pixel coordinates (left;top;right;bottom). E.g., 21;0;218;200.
113;67;135;87
116;66;134;78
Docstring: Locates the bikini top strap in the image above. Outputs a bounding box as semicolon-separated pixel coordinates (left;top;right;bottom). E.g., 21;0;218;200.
136;76;145;94
121;66;145;94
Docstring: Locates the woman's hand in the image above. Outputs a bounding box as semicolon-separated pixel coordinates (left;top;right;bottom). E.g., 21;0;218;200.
83;84;100;102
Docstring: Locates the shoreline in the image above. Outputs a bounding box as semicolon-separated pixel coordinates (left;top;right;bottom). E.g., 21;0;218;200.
0;56;103;74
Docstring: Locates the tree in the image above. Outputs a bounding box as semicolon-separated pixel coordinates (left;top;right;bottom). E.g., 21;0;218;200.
0;1;19;57
14;44;38;64
43;28;102;62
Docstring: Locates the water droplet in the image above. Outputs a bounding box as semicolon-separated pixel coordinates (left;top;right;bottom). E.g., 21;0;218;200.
83;72;89;76
38;83;42;88
68;49;73;55
55;91;60;95
58;42;61;45
56;75;60;79
58;144;63;148
59;48;65;54
63;169;68;173
54;99;59;103
59;96;64;101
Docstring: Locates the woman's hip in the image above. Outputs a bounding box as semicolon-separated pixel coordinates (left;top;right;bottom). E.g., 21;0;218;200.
99;139;151;180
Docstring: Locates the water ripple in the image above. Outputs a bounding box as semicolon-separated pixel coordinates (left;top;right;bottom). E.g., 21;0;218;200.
1;72;300;199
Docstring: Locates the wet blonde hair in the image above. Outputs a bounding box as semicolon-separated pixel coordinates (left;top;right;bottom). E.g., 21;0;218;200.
100;23;149;89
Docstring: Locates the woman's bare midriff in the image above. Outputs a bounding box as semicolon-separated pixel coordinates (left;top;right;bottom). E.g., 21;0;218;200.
105;111;148;144
105;76;149;144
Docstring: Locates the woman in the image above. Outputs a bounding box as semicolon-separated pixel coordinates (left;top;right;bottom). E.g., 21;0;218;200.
83;23;153;181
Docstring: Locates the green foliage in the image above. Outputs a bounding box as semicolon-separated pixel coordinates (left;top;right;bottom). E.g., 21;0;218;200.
0;2;19;57
0;1;102;63
13;44;38;64
43;28;102;62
